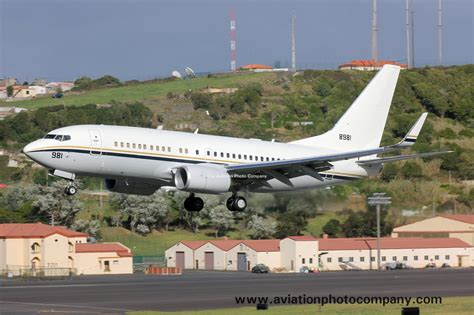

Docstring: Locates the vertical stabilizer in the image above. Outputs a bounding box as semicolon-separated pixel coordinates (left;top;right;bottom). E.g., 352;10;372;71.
291;65;401;150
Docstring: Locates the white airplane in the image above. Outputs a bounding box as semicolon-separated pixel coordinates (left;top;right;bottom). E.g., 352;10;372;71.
23;65;450;212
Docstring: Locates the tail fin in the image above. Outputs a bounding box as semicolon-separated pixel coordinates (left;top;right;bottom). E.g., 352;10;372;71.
291;65;401;150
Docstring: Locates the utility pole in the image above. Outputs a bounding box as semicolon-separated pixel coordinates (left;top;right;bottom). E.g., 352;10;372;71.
371;0;378;61
438;0;443;66
368;193;392;271
291;10;296;72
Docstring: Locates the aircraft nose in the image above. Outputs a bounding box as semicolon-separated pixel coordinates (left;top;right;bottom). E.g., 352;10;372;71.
23;142;37;157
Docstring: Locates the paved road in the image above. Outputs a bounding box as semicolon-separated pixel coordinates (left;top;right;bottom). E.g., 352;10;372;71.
0;269;473;314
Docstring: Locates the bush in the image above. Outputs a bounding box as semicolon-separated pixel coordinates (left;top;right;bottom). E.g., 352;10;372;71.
401;162;423;179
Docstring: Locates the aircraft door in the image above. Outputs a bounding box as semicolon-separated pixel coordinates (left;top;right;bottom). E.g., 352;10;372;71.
88;129;102;155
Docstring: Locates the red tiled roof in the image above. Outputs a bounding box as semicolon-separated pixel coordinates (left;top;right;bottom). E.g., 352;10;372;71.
286;235;317;241
0;223;88;239
75;243;132;256
181;240;209;250
440;215;474;225
319;237;470;251
240;240;280;252
208;240;242;251
240;64;273;70
339;60;408;69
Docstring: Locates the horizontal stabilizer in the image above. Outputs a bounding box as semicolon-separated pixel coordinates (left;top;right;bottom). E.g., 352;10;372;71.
356;151;452;166
396;113;428;148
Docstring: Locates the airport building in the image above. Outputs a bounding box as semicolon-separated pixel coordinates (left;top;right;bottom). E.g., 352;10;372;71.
392;215;474;245
166;234;472;272
0;223;133;276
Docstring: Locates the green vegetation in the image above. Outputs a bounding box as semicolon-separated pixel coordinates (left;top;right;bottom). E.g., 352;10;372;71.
0;73;269;109
128;296;473;315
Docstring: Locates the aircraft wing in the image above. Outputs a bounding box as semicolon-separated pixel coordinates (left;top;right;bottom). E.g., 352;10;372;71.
356;151;452;166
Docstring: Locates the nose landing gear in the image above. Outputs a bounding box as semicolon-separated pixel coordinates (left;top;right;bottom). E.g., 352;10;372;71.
226;195;247;212
64;183;78;196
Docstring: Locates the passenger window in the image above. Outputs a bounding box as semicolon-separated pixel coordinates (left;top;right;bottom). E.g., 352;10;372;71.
114;141;118;147
260;157;264;161
138;144;142;149
244;155;247;160
266;157;269;161
232;154;236;159
238;154;241;159
150;145;154;150
271;158;275;161
249;156;253;161
162;146;165;151
133;143;136;149
220;152;224;158
167;147;171;152
120;142;124;148
185;148;188;154
156;146;159;151
179;148;183;153
207;151;211;156
227;153;230;158
143;144;147;150
196;150;199;155
127;143;130;148
214;152;217;157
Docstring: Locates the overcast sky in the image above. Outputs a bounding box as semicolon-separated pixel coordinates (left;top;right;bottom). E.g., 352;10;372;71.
0;0;472;81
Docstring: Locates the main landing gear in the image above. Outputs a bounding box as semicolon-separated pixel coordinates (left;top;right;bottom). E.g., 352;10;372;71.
226;194;247;212
182;193;247;212
64;183;78;196
184;193;204;212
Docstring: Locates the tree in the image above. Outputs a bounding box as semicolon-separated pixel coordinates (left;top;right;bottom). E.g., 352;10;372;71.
322;219;341;237
110;190;173;234
71;219;101;239
33;181;84;226
247;215;276;239
274;211;308;238
401;161;423;179
381;164;398;181
190;92;213;110
208;205;234;237
6;85;14;97
22;81;29;86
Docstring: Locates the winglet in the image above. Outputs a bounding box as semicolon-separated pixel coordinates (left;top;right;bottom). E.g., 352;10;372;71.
396;112;428;148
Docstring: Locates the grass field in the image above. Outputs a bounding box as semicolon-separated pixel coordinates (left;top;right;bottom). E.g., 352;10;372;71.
0;73;273;109
306;212;345;237
128;296;473;315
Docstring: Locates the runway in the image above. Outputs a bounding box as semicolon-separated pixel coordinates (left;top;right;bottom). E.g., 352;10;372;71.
1;268;473;314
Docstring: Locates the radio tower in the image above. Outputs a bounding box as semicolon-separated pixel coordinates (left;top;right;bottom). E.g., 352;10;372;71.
438;0;443;66
230;9;237;71
371;0;378;62
291;10;296;72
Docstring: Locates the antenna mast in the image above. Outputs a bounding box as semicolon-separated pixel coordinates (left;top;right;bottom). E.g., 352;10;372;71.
411;0;415;68
291;10;296;72
438;0;443;66
371;0;378;61
230;9;237;71
406;0;411;68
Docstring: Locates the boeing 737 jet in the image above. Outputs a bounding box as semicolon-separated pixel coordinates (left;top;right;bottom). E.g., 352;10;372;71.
23;65;450;212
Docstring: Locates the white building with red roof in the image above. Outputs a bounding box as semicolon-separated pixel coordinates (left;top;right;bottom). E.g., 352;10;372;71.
339;60;408;71
392;215;474;245
166;233;472;272
0;223;132;276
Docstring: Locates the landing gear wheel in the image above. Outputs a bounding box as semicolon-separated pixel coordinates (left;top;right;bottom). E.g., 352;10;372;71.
184;195;204;212
64;185;77;196
227;196;247;212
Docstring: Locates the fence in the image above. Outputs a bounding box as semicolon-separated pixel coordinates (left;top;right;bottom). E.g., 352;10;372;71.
133;256;166;273
1;265;76;278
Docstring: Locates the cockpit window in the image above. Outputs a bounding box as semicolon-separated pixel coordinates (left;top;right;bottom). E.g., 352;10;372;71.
44;134;71;141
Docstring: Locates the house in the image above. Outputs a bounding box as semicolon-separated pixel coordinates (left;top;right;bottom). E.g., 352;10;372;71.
0;223;133;276
339;60;408;71
392;215;474;245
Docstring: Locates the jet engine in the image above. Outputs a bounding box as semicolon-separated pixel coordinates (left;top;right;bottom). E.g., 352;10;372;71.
174;165;231;194
104;179;158;195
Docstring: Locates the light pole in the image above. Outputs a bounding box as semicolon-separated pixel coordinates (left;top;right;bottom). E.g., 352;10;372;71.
368;193;391;270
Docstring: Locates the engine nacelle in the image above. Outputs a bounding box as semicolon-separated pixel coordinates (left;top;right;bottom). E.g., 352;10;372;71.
104;179;158;196
174;165;231;194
